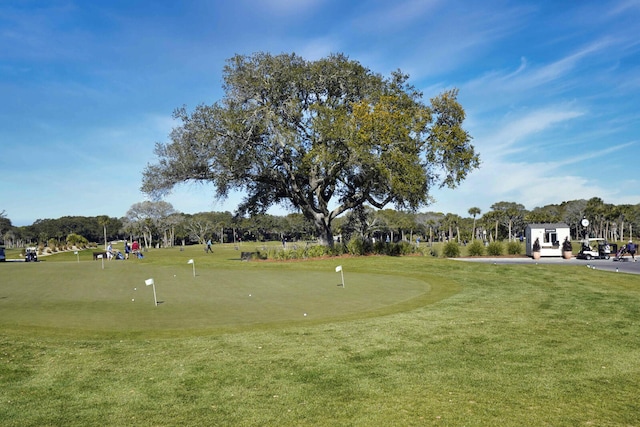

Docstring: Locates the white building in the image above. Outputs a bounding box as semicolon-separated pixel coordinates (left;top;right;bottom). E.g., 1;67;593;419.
525;223;571;257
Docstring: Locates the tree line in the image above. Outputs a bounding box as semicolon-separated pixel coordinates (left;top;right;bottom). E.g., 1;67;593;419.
1;197;638;250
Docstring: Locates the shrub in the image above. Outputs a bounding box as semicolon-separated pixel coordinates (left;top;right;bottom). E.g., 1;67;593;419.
467;240;485;256
506;241;522;255
332;243;346;257
397;241;414;255
346;237;369;256
67;233;89;247
486;241;503;256
306;244;329;258
442;241;460;258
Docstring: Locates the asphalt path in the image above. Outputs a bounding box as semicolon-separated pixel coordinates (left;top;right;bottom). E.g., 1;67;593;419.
454;255;640;275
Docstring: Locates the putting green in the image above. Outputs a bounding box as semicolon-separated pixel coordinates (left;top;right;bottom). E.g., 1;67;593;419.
0;259;435;333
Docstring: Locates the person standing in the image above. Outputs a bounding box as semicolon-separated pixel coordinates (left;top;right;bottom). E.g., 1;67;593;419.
627;240;636;261
124;241;130;260
206;238;213;253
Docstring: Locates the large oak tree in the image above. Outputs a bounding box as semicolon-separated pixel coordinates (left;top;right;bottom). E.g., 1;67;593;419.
142;53;479;246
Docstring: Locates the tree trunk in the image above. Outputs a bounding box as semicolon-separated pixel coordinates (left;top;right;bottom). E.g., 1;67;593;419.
472;218;477;242
313;216;334;247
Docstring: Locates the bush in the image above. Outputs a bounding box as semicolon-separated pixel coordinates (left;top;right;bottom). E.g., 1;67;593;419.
442;241;460;258
381;241;412;256
506;241;522;255
346;237;369;256
467;240;485;256
486;241;503;256
306;244;329;258
397;241;414;255
67;233;89;247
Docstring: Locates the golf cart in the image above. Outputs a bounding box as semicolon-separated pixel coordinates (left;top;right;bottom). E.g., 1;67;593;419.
24;247;38;262
576;238;611;260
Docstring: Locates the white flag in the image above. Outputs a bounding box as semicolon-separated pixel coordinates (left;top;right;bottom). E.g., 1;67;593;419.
145;278;154;286
187;259;194;264
335;265;342;272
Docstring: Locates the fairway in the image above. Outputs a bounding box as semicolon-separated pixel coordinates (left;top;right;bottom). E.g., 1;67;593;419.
0;248;434;333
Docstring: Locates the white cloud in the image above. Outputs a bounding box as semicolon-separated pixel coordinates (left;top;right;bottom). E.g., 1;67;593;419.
480;107;585;156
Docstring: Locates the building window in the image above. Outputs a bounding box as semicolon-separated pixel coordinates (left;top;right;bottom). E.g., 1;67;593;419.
544;229;558;246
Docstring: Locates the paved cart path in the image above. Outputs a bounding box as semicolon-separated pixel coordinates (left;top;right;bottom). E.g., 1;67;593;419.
454;256;640;275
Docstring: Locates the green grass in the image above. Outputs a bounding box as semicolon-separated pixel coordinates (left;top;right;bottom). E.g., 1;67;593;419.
1;244;639;426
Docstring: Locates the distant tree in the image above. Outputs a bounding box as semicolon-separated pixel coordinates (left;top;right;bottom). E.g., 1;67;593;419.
490;201;526;241
97;215;110;249
125;201;176;248
441;213;462;242
376;209;400;242
184;212;216;244
141;52;479;246
285;213;316;241
0;210;11;245
584;197;606;238
162;212;184;247
468;207;481;242
415;212;444;244
525;206;561;224
339;205;379;241
480;210;501;242
561;199;587;240
3;230;15;248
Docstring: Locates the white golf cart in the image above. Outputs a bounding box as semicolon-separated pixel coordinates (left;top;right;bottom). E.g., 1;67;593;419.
576;238;611;260
24;247;38;262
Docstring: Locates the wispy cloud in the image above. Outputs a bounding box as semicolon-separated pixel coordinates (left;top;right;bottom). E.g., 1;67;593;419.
481;107;584;156
463;38;617;114
352;0;442;32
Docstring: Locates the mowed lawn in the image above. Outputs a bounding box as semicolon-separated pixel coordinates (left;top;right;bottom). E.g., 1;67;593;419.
0;245;447;332
1;244;639;426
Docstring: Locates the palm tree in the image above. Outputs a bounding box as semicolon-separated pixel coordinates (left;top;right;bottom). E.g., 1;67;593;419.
97;215;109;250
468;207;481;242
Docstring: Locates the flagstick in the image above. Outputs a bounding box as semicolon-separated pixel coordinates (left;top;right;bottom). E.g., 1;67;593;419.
152;283;158;306
145;278;158;306
188;259;195;277
335;265;345;288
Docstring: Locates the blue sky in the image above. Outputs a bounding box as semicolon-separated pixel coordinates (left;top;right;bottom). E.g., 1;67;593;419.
1;0;639;226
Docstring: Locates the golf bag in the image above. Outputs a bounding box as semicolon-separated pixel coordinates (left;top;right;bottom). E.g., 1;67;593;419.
615;246;627;261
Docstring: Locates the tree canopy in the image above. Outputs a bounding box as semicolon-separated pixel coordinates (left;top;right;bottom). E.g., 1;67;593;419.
142;52;479;245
